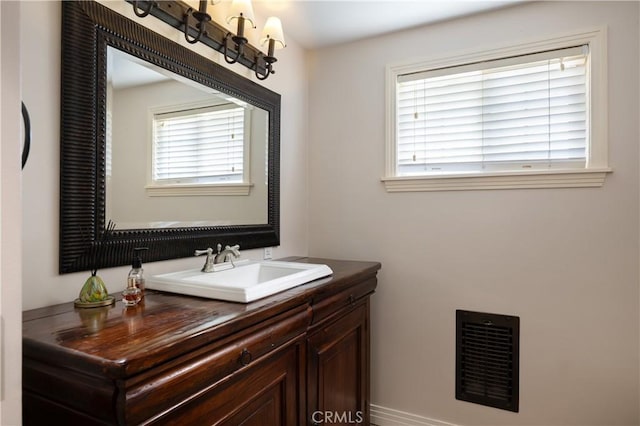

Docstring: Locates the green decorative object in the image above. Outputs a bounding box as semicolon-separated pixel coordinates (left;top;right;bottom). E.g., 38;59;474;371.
74;221;117;309
79;274;109;303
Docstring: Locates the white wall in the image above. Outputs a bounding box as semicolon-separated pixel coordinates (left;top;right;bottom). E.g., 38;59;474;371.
308;2;639;425
20;1;309;310
0;2;22;423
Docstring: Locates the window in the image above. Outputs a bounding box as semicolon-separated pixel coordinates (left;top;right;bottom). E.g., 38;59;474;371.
147;101;253;196
383;28;610;191
397;46;588;174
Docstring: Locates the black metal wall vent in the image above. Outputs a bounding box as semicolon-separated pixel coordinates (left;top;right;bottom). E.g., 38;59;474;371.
456;310;520;412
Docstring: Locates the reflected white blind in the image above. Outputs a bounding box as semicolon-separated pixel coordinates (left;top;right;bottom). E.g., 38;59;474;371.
396;45;588;175
153;105;244;183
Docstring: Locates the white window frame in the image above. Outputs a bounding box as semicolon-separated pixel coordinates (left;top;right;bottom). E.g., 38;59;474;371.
382;27;611;192
145;99;253;197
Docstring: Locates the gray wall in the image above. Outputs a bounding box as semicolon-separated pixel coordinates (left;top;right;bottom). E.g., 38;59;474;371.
308;1;639;425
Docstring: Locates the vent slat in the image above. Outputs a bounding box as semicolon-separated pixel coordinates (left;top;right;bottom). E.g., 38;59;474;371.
463;331;513;342
463;340;514;351
463;336;513;345
463;379;512;391
463;334;512;342
462;363;513;377
464;324;511;331
464;334;511;341
463;384;512;397
462;356;512;369
463;330;513;341
462;346;514;359
462;372;513;387
462;367;514;380
456;310;520;413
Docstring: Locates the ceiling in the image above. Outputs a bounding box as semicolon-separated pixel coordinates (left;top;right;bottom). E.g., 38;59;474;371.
252;0;526;49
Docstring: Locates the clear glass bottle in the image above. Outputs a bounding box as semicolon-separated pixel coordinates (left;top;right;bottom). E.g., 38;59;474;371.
122;248;147;306
129;248;148;297
122;279;141;306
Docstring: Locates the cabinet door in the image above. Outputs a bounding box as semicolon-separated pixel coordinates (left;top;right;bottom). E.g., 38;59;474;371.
307;301;369;426
155;339;305;425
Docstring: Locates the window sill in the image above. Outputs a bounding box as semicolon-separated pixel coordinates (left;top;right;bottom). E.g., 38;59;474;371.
381;168;612;192
145;182;253;196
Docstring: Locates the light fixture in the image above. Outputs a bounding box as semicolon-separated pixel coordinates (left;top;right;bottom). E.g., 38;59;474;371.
183;0;212;44
223;0;256;64
132;0;157;17
130;0;285;80
255;17;286;80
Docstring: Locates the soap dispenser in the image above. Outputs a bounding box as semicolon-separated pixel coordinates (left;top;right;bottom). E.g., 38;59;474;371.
122;247;148;306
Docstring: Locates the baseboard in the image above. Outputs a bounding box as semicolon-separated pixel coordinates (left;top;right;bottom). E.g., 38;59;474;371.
371;404;460;426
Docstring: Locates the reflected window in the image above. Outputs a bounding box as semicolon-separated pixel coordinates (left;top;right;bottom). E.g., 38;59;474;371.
152;103;247;185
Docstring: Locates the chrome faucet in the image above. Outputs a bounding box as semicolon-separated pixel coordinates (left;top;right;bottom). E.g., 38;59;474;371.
214;243;240;264
194;244;240;272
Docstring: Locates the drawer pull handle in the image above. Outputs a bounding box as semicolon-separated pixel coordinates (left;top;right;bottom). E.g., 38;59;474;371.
240;348;253;366
348;294;356;305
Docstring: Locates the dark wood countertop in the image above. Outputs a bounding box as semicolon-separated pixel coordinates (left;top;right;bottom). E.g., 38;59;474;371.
23;257;381;380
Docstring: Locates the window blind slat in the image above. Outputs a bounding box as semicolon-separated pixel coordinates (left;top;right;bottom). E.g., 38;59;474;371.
398;45;587;82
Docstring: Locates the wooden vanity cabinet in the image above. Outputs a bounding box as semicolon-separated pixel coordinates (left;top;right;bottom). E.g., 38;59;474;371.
306;273;376;425
307;301;370;425
22;258;380;425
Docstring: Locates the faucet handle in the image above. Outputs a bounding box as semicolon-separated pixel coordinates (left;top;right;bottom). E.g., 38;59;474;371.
221;244;240;259
195;248;216;272
194;247;213;257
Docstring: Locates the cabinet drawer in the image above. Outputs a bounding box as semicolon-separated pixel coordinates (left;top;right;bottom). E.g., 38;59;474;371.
122;304;311;425
310;277;375;328
154;338;304;425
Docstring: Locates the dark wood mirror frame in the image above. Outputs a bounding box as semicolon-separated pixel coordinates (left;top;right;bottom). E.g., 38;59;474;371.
60;1;280;274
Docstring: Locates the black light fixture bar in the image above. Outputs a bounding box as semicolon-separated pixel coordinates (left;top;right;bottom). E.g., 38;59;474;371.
126;0;268;75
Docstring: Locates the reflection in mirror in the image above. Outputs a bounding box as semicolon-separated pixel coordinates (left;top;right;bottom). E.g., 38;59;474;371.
106;48;268;229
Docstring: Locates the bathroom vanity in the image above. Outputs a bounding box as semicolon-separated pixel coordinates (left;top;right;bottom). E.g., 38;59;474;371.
22;258;380;425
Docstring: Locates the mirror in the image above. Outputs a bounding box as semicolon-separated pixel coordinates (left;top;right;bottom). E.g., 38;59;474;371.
106;48;268;228
60;1;280;273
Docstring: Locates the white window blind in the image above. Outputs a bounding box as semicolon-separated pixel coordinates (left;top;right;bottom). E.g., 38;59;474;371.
153;104;244;184
396;45;588;175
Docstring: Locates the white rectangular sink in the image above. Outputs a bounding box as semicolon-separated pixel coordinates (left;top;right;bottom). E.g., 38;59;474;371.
146;260;333;303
